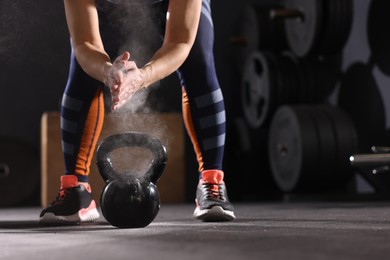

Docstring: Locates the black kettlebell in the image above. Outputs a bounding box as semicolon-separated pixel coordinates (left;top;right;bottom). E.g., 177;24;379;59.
96;132;167;228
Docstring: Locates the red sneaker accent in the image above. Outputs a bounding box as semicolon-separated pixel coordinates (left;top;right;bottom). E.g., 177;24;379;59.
201;170;224;184
79;200;97;218
60;175;78;189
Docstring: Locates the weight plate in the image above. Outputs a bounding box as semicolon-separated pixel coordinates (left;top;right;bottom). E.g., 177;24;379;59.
298;55;340;104
318;0;353;55
233;3;287;72
338;62;386;152
269;104;358;193
285;0;323;57
282;52;304;104
233;4;259;72
298;57;315;102
280;52;300;104
293;107;322;190
306;57;322;102
336;0;353;53
274;54;289;106
306;106;339;188
318;0;338;53
253;4;288;51
262;52;301;122
317;54;343;99
225;117;277;200
272;53;287;107
368;0;390;75
268;105;319;192
0;136;39;206
241;51;278;129
320;106;358;184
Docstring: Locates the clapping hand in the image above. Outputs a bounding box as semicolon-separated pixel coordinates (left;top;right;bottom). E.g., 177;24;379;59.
104;52;145;110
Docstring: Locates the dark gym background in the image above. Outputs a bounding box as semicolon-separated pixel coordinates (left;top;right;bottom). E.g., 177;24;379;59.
0;0;389;206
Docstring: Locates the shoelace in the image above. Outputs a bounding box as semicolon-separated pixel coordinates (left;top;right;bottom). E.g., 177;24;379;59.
52;188;72;205
202;183;225;200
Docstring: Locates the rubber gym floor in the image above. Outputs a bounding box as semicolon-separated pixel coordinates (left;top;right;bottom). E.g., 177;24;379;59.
0;202;390;260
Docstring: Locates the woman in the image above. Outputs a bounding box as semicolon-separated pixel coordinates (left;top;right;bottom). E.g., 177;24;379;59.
40;0;235;225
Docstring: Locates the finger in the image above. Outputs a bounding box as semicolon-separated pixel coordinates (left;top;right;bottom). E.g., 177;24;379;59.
118;73;124;84
110;87;119;103
111;95;119;105
114;70;125;85
122;51;130;61
116;99;127;110
112;99;124;110
111;90;119;98
110;81;119;90
111;92;119;101
111;94;121;109
111;99;118;110
112;87;127;103
114;91;132;109
115;51;130;64
122;60;138;71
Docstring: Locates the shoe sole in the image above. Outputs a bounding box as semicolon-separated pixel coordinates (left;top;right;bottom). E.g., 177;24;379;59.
194;205;236;222
39;200;100;225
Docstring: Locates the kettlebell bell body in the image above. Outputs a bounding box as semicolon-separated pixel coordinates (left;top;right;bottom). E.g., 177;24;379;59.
100;175;160;228
96;132;167;228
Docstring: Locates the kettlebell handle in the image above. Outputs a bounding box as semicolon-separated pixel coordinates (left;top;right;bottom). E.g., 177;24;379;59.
96;132;167;184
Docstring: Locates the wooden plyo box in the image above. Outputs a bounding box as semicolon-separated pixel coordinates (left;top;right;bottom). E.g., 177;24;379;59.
41;111;185;207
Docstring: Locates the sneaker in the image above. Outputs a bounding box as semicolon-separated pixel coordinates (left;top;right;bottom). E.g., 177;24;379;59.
194;170;236;221
39;175;100;225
